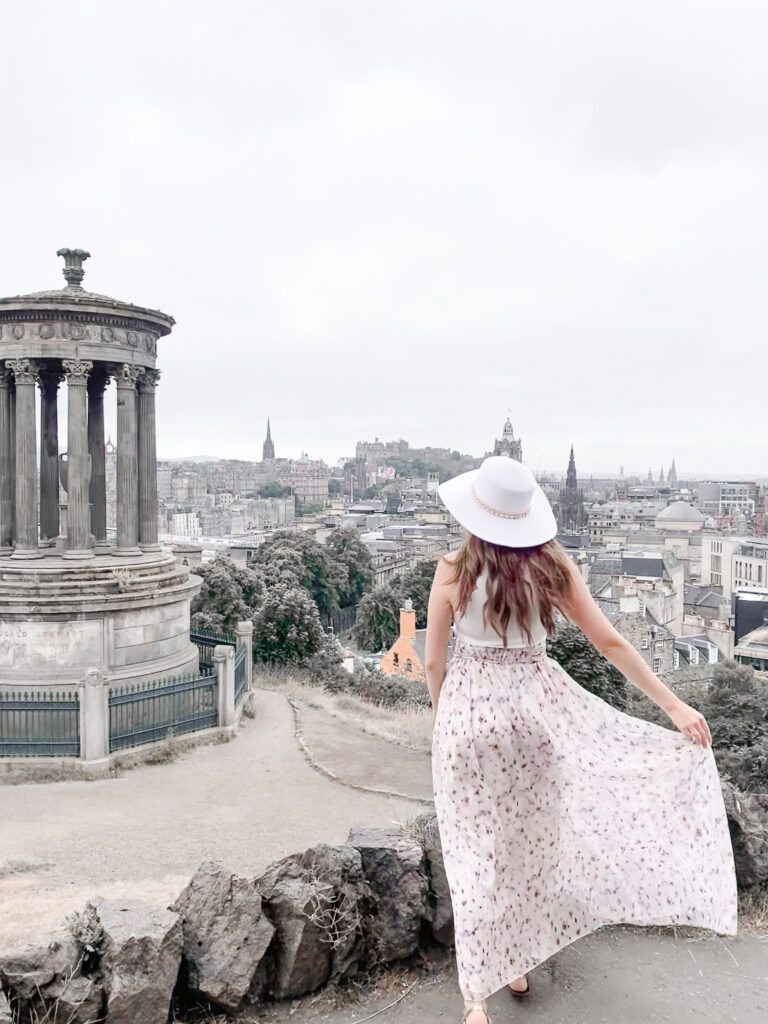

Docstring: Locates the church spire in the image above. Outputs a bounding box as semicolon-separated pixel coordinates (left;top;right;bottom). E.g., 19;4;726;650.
262;418;275;461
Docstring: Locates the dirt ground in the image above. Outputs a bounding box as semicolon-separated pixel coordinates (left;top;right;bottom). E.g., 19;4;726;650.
0;687;425;952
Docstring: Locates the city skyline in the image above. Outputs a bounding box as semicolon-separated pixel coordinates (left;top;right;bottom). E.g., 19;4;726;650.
2;3;767;480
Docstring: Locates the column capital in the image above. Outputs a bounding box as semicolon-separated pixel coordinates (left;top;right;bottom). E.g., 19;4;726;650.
137;368;161;393
5;359;39;385
62;359;93;385
115;363;145;390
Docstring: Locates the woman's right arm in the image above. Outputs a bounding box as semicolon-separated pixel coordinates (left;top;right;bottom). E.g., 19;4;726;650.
557;559;711;746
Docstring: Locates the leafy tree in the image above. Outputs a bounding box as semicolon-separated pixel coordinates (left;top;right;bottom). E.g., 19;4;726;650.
712;659;756;695
252;530;344;617
191;556;266;633
328;479;343;496
258;481;292;498
296;503;324;516
325;527;374;608
353;583;403;652
546;621;629;711
252;583;326;664
399;557;439;628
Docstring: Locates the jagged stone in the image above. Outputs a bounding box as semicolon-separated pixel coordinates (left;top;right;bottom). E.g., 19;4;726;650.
92;897;181;1024
413;811;454;946
721;779;768;888
0;934;103;1024
294;843;374;982
0;986;12;1024
169;860;275;1011
347;826;429;965
253;849;335;999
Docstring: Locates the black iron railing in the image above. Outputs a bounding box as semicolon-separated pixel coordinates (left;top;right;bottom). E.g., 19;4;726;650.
0;689;81;758
190;627;236;666
108;668;217;752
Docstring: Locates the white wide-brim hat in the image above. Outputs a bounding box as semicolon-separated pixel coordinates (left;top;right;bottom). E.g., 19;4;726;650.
437;455;558;548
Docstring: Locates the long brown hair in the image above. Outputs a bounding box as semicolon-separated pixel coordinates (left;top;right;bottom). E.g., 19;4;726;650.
443;533;574;646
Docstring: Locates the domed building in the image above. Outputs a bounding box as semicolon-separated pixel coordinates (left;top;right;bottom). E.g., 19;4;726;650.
654;501;705;532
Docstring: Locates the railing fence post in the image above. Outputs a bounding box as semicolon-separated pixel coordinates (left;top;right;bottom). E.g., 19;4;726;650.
235;619;254;693
80;667;110;773
214;645;235;727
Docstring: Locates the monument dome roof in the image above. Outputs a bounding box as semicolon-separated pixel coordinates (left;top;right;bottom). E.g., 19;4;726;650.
0;249;174;335
655;500;705;523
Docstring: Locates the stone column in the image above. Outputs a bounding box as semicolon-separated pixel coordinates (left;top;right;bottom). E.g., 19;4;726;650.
62;359;93;558
0;370;14;554
38;365;63;545
115;363;144;556
87;365;110;552
137;369;160;551
235;620;254;693
6;359;41;558
214;645;235;728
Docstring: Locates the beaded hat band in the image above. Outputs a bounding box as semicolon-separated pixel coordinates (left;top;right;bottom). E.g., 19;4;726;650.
471;483;531;520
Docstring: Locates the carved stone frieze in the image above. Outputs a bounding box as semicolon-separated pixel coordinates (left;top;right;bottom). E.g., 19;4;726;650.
0;319;158;355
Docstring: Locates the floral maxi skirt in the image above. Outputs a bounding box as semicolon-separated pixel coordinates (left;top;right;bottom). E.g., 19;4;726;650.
430;640;739;1001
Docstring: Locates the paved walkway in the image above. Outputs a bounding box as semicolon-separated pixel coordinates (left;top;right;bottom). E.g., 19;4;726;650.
258;923;767;1024
289;696;434;803
0;687;425;952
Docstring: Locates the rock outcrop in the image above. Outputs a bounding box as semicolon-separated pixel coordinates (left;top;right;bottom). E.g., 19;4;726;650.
170;860;275;1011
721;779;768;888
92;898;182;1024
348;825;429;965
0;934;103;1024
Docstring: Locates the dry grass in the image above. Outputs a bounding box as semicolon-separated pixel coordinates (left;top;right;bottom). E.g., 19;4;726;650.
736;883;768;934
0;875;189;955
254;671;432;754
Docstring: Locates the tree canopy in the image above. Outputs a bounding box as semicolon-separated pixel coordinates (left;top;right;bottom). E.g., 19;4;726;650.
546;621;629;710
251;530;345;617
251;583;326;665
325;526;375;608
353;583;403;652
190;556;265;634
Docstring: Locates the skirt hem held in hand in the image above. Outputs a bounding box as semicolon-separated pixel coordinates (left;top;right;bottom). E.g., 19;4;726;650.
430;640;739;1002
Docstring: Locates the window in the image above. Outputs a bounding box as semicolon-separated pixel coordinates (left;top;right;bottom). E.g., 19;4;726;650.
640;634;649;650
405;659;413;672
652;658;662;674
393;653;399;666
655;639;664;650
674;650;680;669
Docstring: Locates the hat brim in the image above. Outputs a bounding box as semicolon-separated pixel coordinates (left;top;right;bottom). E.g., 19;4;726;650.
437;468;558;547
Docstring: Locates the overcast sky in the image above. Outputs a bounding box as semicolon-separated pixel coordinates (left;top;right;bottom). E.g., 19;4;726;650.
1;1;765;478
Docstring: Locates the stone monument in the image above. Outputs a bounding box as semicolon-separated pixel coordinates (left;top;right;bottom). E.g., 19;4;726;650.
0;249;201;686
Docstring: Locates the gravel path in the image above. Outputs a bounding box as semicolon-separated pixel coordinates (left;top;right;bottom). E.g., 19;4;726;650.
0;687;425;953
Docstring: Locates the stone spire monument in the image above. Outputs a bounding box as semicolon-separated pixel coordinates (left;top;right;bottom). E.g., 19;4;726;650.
0;249;201;686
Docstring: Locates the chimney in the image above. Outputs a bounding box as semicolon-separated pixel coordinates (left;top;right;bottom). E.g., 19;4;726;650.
400;598;416;640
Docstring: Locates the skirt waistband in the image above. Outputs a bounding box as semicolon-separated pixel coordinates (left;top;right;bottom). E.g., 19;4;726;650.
451;639;547;664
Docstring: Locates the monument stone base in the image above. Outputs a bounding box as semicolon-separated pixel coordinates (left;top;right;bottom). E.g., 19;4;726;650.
0;550;201;687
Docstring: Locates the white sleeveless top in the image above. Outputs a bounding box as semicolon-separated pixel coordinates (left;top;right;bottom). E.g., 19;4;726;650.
453;566;548;648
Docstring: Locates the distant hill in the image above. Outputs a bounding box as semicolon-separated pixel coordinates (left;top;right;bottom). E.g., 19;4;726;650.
158;455;221;463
